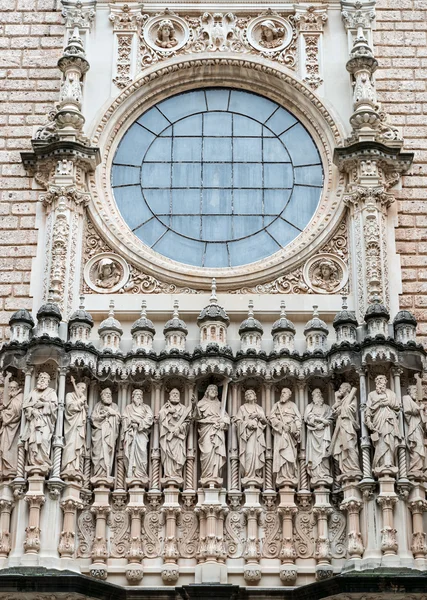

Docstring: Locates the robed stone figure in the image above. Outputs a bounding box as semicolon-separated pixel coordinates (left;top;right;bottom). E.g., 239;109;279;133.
365;375;401;476
159;388;191;483
22;372;58;471
62;377;87;477
0;374;23;478
330;383;361;479
196;384;230;486
403;384;426;478
269;388;301;486
91;388;120;478
304;388;333;484
234;389;266;486
122;389;153;481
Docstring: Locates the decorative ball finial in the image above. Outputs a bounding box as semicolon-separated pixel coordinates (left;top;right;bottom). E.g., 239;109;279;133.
210;278;217;304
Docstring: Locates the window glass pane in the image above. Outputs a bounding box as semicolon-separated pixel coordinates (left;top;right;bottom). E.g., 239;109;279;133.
233;115;262;137
134;218;167;246
137;107;170;134
154;231;205;266
141;163;171;188
229;90;277;122
203;164;232;188
172;163;201;187
294;165;323;186
228;231;280;266
264;163;293;189
233;189;263;215
280;124;320;166
115;123;155;166
115;186;152;230
266;217;300;246
144;138;172;162
170;216;200;239
143;189;170;214
204;112;232;136
111;165;140;187
202;215;233;241
173;137;202;162
204;138;232;162
263;138;290;163
234;164;262;188
205;89;230;111
204;242;229;267
233;216;263;239
171;189;200;214
158;90;206;122
202;189;232;214
265;108;297;135
234;138;262;162
173;114;202;136
283;186;321;230
264;189;291;214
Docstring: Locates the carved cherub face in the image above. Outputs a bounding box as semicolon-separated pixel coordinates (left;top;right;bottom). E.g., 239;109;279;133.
37;372;50;390
312;388;324;405
375;375;387;394
132;390;143;406
206;384;218;400
169;388;181;404
245;389;256;404
280;387;292;403
101;388;113;404
8;381;20;397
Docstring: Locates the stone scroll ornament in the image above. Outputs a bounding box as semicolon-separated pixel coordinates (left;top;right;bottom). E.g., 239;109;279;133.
364;375;401;477
61;376;87;478
234;389;267;487
21;372;58;472
269;387;301;487
159;388;192;484
403;384;427;479
0;373;23;479
329;383;362;479
91;388;121;478
121;389;153;482
195;383;230;487
304;388;333;485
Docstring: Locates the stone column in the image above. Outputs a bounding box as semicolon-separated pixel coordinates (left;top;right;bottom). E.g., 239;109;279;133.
243;507;262;584
0;495;13;561
89;479;112;580
195;499;227;584
23;487;45;558
295;5;328;92
109;4;140;91
377;491;398;561
313;486;333;580
48;367;67;498
263;384;276;509
229;384;240;494
296;381;310;496
340;477;364;563
278;505;298;584
148;382;162;507
58;492;82;564
408;492;427;568
161;505;181;584
183;382;196;505
125;481;146;584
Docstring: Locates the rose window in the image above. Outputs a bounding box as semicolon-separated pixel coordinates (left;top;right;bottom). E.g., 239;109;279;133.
112;88;323;268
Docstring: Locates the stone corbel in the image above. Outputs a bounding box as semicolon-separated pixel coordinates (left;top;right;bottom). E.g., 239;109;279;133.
341;0;376;48
295;5;328;93
408;496;427;566
0;491;13;560
109;3;143;91
89;479;113;580
126;499;145;584
161;505;181;584
23;487;45;555
340;496;364;560
62;0;96;31
312;486;333;580
278;505;298;584
58;494;83;559
376;489;398;559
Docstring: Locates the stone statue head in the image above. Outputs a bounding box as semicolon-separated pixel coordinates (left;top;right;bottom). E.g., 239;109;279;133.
132;389;143;406
101;387;113;404
8;380;21;397
339;382;352;396
157;18;175;41
261;19;279;41
280;387;292;403
312;388;324;405
76;382;87;396
319;260;336;281
205;384;218;400
98;258;115;280
408;384;417;400
244;389;257;404
375;375;387;393
169;388;181;404
36;372;50;390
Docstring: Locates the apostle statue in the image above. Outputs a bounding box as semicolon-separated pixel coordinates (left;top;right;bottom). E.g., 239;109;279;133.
304;388;333;484
269;387;301;486
122;389;153;481
365;375;401;476
234;389;267;486
196;383;230;486
61;377;87;478
330;383;361;479
0;373;23;478
21;372;58;471
91;388;121;478
159;388;192;483
403;384;427;478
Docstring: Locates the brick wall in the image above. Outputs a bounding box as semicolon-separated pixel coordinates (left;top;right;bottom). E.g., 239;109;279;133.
0;0;63;341
375;0;427;347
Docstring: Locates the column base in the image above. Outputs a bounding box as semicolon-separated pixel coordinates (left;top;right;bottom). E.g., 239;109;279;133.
195;560;228;583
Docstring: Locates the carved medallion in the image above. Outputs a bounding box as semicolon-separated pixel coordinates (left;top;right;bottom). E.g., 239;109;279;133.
84;252;129;294
247;15;293;53
303;253;348;294
143;14;189;53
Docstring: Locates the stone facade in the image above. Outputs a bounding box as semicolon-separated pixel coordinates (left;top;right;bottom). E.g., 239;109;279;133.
1;0;427;596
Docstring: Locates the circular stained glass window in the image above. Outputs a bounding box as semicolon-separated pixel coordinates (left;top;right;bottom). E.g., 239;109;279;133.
112;88;323;268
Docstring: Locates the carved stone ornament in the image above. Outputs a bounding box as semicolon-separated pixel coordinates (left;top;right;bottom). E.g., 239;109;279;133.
303;253;348;294
143;15;189;53
84;252;130;294
247;15;293;54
